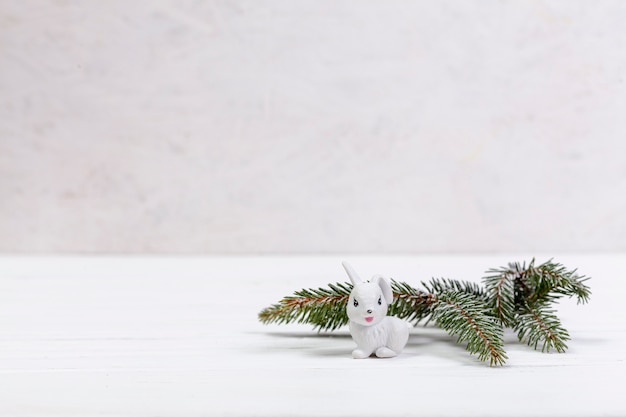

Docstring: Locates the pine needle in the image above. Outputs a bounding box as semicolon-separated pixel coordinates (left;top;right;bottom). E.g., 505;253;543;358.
483;268;517;326
388;280;434;324
515;302;570;353
432;291;508;366
258;282;352;331
422;277;486;298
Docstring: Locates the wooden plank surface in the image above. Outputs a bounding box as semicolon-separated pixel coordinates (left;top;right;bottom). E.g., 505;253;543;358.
1;255;624;416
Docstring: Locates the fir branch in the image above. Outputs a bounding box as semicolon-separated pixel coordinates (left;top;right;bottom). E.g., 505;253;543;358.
520;259;591;305
258;282;352;331
482;259;590;353
259;281;436;331
419;277;487;327
388;280;435;324
432;291;507;366
483;268;517;326
514;302;570;353
422;277;486;299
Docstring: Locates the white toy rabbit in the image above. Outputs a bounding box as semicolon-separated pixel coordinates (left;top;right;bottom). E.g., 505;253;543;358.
342;262;410;359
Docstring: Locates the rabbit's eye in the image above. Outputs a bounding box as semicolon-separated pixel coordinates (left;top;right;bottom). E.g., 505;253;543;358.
353;299;359;307
378;296;382;305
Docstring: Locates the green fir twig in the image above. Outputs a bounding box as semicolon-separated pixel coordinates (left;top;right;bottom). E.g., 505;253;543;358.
258;282;352;331
514;301;571;353
483;258;590;352
431;291;507;366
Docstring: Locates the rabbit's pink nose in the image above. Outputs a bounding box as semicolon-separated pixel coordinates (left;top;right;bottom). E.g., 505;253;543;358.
366;309;372;314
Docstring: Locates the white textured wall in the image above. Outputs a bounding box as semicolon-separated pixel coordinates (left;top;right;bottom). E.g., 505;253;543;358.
1;1;626;254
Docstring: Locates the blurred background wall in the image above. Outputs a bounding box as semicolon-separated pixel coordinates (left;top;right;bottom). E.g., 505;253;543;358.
1;1;625;254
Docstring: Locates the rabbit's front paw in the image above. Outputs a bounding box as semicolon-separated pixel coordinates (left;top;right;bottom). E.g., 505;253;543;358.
352;349;371;359
375;347;397;358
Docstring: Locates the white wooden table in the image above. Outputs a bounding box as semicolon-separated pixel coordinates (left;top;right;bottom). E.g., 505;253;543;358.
1;255;624;416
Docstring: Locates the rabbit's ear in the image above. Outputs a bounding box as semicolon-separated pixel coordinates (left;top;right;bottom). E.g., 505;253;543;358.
373;275;393;304
342;261;361;285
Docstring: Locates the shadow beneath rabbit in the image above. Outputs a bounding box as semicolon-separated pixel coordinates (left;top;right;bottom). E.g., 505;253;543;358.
247;330;350;358
263;330;352;339
256;326;491;365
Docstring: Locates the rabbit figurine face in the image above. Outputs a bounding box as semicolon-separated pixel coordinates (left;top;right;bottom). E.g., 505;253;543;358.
342;261;410;359
347;279;391;327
